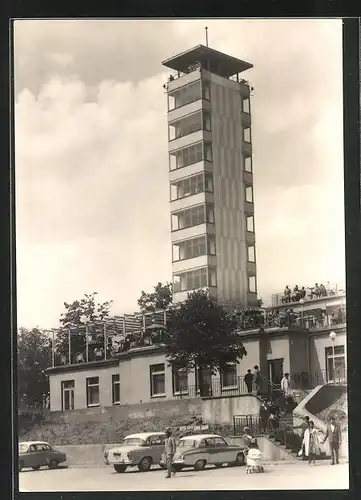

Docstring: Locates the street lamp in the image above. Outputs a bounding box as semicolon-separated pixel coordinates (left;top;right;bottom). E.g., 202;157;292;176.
299;299;305;328
329;331;337;384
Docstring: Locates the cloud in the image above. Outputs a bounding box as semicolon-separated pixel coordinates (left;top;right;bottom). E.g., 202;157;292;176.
14;19;345;328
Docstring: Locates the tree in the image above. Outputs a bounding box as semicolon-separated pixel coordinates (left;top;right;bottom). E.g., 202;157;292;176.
55;293;113;362
18;328;52;408
164;289;247;375
138;282;173;312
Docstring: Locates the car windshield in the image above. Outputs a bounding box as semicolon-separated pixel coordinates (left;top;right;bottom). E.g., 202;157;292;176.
19;443;29;453
121;438;146;447
178;439;197;448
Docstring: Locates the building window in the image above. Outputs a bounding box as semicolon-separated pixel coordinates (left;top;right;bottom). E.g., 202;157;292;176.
170;173;213;201
248;275;257;294
242;98;250;114
86;377;100;407
247;245;256;263
243;127;251;143
246;215;254;232
172;366;189;394
325;345;346;383
245;186;254;204
173;267;216;293
112;374;120;405
168;80;204;111
171;204;215;231
221;363;237;389
244;156;252;173
172;235;217;262
150;364;166;397
61;380;74;411
195;366;212;396
169;110;211;141
169;141;212;171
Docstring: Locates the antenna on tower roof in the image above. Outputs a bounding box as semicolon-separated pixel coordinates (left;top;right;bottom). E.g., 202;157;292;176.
205;26;209;47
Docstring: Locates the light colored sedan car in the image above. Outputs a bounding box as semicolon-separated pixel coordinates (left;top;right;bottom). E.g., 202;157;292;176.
104;432;166;473
19;441;67;471
161;434;246;471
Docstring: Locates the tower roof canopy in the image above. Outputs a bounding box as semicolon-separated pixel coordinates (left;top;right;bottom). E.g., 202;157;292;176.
162;44;253;78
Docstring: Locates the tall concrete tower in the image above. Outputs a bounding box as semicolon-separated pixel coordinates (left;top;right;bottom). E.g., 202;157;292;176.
162;44;258;309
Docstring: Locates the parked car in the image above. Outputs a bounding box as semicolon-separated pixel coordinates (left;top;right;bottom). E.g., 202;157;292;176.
160;434;246;471
104;432;166;473
19;441;67;471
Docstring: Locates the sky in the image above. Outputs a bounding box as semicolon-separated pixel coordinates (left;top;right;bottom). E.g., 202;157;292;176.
14;19;345;329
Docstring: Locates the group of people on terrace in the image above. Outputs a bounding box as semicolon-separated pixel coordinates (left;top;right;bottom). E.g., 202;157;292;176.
282;283;332;304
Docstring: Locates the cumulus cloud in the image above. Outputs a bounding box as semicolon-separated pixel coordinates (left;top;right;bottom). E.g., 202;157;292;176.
14;19;345;328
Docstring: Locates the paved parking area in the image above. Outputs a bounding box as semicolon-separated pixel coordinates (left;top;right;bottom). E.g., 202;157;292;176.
19;462;349;491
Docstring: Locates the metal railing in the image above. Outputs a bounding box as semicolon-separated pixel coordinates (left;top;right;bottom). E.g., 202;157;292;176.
271;283;345;307
290;369;347;390
174;369;347;401
233;414;303;453
173;377;248;399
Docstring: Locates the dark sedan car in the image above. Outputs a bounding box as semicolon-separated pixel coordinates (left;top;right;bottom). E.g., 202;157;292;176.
19;441;67;471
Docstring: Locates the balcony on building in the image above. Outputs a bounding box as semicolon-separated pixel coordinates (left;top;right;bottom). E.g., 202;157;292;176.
172;234;217;274
169;141;213;182
241;97;251;128
170;171;214;211
269;283;346;330
167;79;211;121
162;44;253;89
173;266;217;295
171;203;215;235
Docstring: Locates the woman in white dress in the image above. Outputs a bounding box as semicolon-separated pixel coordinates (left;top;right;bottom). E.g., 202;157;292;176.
302;420;321;465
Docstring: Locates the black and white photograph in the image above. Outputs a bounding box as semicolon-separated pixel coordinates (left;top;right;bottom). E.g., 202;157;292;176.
15;18;348;492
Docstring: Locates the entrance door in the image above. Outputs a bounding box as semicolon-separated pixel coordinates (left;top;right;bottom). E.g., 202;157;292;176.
267;359;284;397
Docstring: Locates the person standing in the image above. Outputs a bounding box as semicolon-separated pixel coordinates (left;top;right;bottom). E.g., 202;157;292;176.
322;416;342;465
244;369;253;393
295;416;310;458
253;366;261;395
280;373;292;410
259;399;270;434
164;428;176;478
302;420;321;465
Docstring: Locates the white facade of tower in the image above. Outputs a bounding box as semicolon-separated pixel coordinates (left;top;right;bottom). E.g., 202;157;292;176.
163;46;258;309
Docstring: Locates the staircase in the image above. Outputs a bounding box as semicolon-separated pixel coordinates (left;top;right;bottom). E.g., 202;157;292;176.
270;412;330;461
234;374;330;462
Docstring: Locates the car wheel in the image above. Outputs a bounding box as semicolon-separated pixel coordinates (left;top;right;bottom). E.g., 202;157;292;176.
19;461;24;472
113;464;127;473
194;459;206;471
138;456;152;472
32;466;41;471
48;460;58;470
235;453;245;466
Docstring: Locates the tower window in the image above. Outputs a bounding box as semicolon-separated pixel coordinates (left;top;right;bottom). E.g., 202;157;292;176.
248;276;257;294
168;79;211;111
170;172;213;201
247;246;256;263
171;204;215;231
245;186;254;204
242;98;250;114
172;235;215;262
244;157;252;173
169;111;211;141
243;127;251;143
173;267;217;293
246;215;254;232
169;141;212;171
